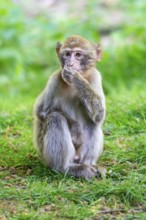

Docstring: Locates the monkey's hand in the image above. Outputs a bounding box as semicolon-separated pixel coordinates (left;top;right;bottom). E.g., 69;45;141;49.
61;67;78;85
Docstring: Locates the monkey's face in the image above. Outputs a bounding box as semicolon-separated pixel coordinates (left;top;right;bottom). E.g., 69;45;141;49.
56;35;102;72
61;49;87;71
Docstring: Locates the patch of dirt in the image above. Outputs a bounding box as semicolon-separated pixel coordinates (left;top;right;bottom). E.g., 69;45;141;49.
93;206;146;220
0;200;28;217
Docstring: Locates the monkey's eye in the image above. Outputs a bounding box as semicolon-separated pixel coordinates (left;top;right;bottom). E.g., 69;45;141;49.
75;52;82;58
65;51;71;57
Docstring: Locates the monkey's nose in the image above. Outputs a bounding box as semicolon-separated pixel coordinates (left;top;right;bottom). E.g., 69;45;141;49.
68;63;74;67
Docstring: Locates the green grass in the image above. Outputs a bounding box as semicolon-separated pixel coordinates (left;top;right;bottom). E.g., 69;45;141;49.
0;75;146;219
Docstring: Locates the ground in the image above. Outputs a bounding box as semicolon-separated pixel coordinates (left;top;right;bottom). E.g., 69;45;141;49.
0;82;146;219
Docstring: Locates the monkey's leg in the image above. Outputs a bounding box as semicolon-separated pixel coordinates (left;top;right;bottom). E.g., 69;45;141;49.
43;112;98;179
79;126;104;174
90;126;104;165
43;112;75;171
69;125;104;179
90;127;107;178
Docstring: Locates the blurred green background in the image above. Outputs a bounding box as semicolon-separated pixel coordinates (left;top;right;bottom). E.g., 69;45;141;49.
0;0;146;111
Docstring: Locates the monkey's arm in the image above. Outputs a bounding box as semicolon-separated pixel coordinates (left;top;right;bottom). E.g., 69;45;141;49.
34;90;48;120
75;75;105;123
62;68;105;123
34;73;59;120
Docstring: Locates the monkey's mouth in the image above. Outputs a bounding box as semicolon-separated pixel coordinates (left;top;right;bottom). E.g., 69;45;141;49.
72;67;82;71
66;66;82;72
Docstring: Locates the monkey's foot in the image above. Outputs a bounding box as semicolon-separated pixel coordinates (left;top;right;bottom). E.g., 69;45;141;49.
78;166;98;180
69;164;100;180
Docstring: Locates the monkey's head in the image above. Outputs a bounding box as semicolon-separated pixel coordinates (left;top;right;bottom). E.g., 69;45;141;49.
56;35;102;72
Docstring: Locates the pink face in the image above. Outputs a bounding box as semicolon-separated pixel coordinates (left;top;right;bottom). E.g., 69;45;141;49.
61;49;85;71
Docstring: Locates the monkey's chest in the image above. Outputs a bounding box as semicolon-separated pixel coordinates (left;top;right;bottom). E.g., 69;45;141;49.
57;96;89;124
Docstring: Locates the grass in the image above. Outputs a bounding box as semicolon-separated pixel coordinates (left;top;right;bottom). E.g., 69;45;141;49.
0;73;146;219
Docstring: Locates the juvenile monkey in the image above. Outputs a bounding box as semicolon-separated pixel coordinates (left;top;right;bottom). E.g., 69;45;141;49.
34;35;106;179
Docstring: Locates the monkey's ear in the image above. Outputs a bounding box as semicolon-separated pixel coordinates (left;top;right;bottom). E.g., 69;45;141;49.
56;42;62;56
95;44;102;62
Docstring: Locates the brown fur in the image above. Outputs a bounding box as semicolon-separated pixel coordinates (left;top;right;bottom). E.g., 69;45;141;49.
34;35;106;179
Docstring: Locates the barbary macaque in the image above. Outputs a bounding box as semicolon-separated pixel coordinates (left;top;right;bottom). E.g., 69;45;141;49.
34;35;106;179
